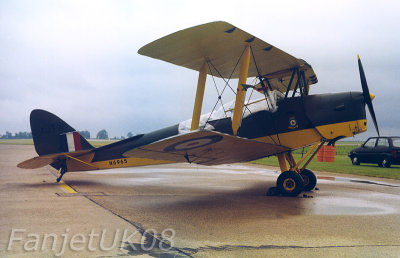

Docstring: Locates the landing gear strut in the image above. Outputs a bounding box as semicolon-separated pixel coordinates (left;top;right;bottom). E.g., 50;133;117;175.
56;168;67;182
269;141;323;197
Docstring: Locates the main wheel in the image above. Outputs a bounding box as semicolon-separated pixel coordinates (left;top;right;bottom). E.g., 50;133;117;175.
351;156;360;165
300;169;317;191
381;157;391;168
276;171;304;197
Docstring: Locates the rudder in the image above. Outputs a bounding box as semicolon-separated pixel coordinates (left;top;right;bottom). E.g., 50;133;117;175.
30;109;94;156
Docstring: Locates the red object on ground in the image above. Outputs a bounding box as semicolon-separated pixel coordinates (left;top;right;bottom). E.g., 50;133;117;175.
316;145;335;162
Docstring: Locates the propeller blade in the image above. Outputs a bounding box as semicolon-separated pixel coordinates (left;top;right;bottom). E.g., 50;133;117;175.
357;55;380;136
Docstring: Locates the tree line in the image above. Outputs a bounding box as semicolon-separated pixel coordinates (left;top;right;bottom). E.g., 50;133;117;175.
0;131;32;139
0;130;135;140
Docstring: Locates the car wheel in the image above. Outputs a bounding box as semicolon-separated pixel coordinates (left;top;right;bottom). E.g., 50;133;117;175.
351;156;360;165
381;157;391;168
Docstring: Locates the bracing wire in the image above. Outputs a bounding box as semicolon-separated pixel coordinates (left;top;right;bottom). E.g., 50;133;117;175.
204;47;248;126
249;46;281;146
207;61;227;117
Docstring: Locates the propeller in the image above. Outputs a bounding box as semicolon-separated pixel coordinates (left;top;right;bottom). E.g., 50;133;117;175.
357;54;380;136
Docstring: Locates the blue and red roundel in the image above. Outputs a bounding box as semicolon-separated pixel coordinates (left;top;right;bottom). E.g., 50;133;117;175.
164;135;223;152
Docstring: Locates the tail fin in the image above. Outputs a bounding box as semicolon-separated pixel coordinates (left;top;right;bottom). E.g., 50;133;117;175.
30;109;94;156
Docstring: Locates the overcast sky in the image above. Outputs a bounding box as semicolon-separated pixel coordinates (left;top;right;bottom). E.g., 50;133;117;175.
1;0;399;140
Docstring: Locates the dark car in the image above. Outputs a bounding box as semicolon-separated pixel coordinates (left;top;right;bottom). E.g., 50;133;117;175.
348;136;400;168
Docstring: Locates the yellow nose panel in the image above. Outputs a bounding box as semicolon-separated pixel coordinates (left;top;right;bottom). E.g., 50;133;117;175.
315;119;367;140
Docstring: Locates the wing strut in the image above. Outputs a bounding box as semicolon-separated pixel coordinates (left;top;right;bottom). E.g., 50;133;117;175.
190;61;208;131
232;45;251;135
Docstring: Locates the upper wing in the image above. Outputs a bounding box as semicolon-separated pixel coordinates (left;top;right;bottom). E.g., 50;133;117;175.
123;131;288;166
138;21;317;92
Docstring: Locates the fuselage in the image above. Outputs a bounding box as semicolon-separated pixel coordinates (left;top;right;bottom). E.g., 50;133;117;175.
83;91;367;170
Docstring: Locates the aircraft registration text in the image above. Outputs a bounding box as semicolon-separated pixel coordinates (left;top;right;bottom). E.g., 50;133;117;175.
109;159;128;166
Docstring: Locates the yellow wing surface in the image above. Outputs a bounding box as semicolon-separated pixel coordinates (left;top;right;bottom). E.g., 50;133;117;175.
138;21;317;93
17;150;92;169
123;131;288;166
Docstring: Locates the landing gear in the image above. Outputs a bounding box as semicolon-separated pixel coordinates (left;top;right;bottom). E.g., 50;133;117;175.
271;142;323;197
300;169;317;191
276;171;304;197
56;168;67;182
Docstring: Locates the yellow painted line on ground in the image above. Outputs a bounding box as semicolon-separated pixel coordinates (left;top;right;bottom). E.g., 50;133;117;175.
59;182;77;194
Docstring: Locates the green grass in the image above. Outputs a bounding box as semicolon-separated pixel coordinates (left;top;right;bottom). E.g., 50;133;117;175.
0;139;34;145
253;144;400;180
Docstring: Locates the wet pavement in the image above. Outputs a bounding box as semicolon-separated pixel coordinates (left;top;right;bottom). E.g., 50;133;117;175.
1;144;400;257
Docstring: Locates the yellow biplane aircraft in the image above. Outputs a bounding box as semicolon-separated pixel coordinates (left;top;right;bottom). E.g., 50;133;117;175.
18;21;379;196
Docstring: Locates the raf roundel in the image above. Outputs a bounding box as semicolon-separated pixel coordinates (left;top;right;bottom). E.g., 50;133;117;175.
289;116;298;129
164;135;223;152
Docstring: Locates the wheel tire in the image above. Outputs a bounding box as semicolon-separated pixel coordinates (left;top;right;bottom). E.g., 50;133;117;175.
381;157;391;168
300;169;317;191
351;156;360;165
277;171;304;197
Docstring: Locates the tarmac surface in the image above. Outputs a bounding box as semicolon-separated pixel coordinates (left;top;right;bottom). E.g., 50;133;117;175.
1;144;400;257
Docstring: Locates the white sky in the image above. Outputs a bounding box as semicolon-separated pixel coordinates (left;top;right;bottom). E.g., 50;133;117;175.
1;0;399;140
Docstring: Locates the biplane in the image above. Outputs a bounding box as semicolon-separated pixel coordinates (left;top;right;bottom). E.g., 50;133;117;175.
18;21;379;197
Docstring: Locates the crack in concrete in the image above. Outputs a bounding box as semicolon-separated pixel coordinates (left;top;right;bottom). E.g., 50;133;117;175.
48;168;192;257
180;243;400;253
349;179;400;187
81;194;193;257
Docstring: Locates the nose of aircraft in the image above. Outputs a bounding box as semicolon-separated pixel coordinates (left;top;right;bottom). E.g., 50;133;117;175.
370;93;375;101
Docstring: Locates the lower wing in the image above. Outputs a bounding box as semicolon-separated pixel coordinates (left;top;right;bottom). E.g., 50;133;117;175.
123;131;289;166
